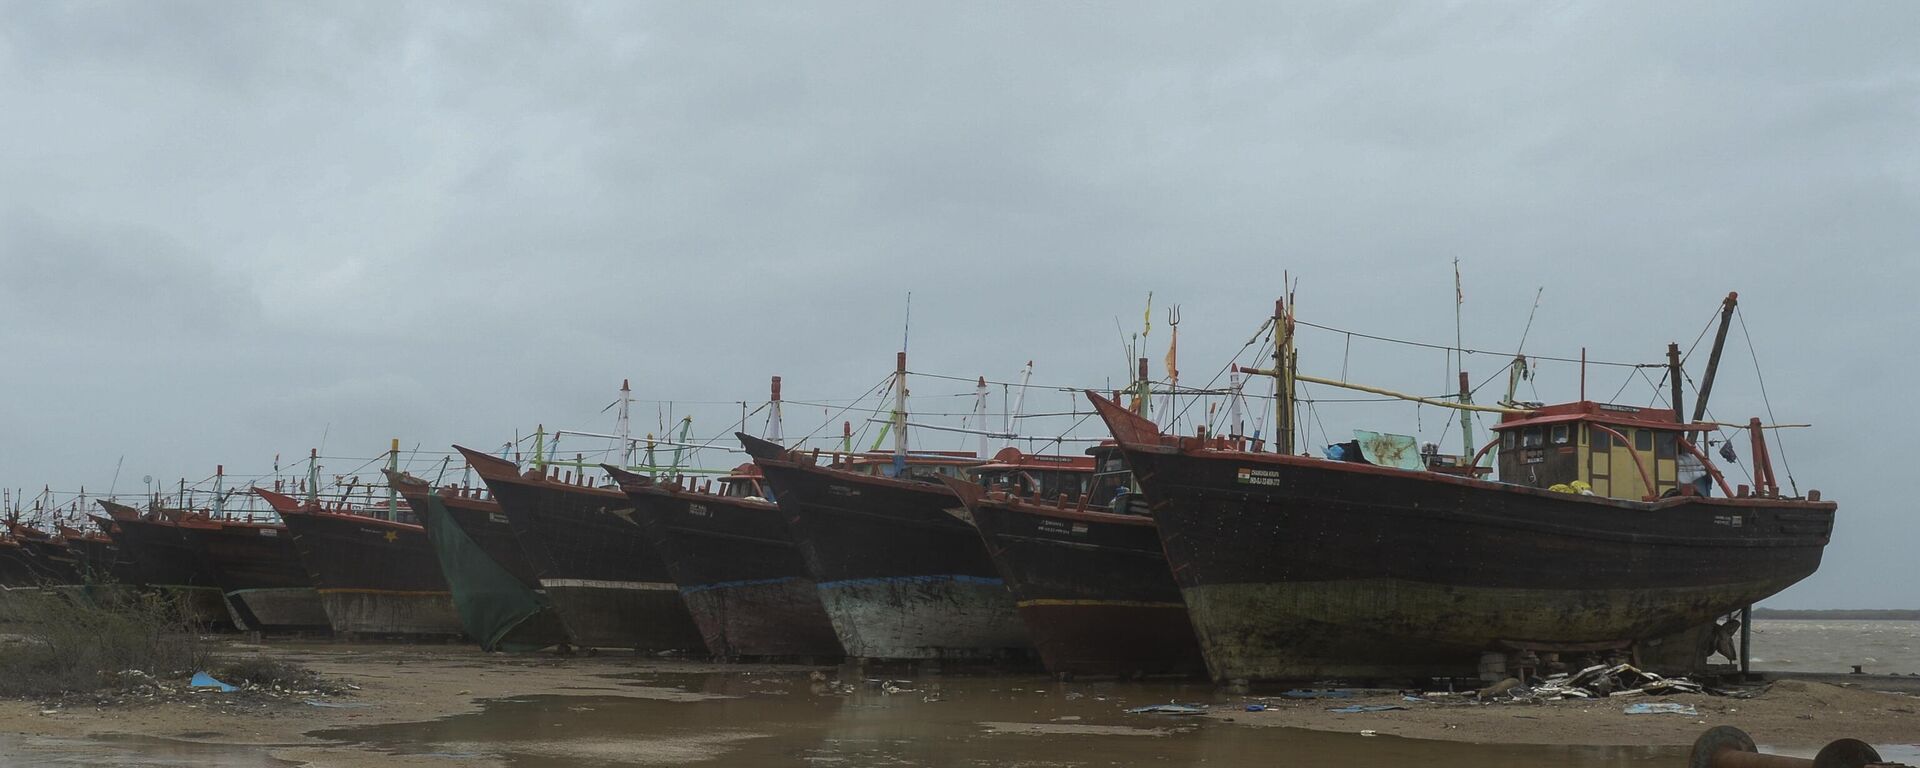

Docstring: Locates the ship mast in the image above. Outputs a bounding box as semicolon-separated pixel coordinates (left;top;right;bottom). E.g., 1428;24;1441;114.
768;376;784;444
386;438;399;520
972;375;988;458
1276;297;1295;454
1005;361;1032;454
892;351;908;475
1690;292;1739;440
1242;297;1297;454
617;379;634;468
305;448;320;505
1454;260;1473;458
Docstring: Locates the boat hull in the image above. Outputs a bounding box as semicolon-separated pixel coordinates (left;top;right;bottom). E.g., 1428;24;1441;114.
474;468;702;651
754;461;1030;661
626;485;843;660
184;524;329;631
98;518;237;628
1123;444;1834;681
964;499;1203;678
17;538;81;584
279;511;463;638
391;482;572;651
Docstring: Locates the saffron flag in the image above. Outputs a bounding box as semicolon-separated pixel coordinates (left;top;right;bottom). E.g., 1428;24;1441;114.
1165;324;1179;382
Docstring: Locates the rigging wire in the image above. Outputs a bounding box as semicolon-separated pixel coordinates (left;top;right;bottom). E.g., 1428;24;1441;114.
1735;307;1797;495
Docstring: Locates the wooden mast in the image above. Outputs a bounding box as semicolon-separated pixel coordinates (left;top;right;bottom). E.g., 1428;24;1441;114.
1240;298;1298;453
1691;292;1740;437
617;379;634;468
1667;343;1684;424
892;351;908;475
768;376;783;445
305;448;320;505
386;438;400;519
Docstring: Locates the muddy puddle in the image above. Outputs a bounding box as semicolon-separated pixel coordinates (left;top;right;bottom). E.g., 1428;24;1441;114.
0;733;298;767
308;671;1683;766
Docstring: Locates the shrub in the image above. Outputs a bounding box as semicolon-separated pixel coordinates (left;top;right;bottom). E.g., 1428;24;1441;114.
0;587;209;697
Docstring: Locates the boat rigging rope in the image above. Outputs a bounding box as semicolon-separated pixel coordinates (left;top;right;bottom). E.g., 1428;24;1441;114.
1292;318;1662;369
1735;306;1798;496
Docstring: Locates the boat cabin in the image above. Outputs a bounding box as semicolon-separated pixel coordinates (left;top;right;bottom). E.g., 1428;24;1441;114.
713;463;772;500
970;447;1095;499
1491;401;1688;500
831;450;982;482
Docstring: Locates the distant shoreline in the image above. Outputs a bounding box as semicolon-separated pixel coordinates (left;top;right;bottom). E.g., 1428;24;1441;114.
1753;608;1920;620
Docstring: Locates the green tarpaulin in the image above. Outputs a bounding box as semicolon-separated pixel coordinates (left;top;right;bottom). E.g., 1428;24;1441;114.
421;493;558;652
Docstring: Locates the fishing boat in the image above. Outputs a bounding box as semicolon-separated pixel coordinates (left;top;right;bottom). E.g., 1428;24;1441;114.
944;443;1205;679
0;537;42;587
387;469;571;651
179;513;330;632
57;523;121;584
94;501;234;627
1088;295;1836;682
5;521;80;585
608;462;845;661
739;432;1027;662
254;479;464;640
456;445;704;652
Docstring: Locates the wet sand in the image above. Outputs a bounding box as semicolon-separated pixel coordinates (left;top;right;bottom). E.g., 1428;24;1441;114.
0;641;1914;766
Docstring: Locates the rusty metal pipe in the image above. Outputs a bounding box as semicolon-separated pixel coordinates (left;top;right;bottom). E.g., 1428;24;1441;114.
1689;726;1901;768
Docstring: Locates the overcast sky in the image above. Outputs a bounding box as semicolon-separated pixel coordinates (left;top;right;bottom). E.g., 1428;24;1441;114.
2;2;1914;607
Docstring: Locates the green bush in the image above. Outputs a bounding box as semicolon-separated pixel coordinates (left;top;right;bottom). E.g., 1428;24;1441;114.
0;587;208;697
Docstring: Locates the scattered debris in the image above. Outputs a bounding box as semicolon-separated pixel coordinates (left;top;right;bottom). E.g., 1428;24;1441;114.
1525;664;1708;701
1245;703;1268;712
189;672;237;693
303;699;371;709
1328;704;1408;714
1127;703;1208;715
1281;689;1354;699
1624;702;1699;716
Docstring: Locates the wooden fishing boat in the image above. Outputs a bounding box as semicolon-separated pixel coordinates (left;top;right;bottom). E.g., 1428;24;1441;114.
57;523;122;584
94;501;234;628
1087;296;1836;682
944;444;1205;679
0;538;42;587
456;445;704;652
5;522;79;585
255;487;463;639
387;469;570;651
608;463;844;661
179;514;330;632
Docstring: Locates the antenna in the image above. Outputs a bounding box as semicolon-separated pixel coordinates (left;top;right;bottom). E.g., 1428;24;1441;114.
108;455;124;500
901;291;912;353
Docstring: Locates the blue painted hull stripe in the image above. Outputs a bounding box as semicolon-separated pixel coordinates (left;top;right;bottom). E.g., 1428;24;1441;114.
679;576;803;595
816;574;1005;590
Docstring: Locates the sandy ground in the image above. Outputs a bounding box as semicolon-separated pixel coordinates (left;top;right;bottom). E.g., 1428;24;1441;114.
1208;678;1920;746
0;642;806;767
0;641;1915;765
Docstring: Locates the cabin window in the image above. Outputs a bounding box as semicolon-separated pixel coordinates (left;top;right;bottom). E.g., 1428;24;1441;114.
1590;426;1611;451
1522;427;1543;448
1501;430;1515;450
1551;425;1570;445
1655;432;1677;460
1635;429;1653;452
